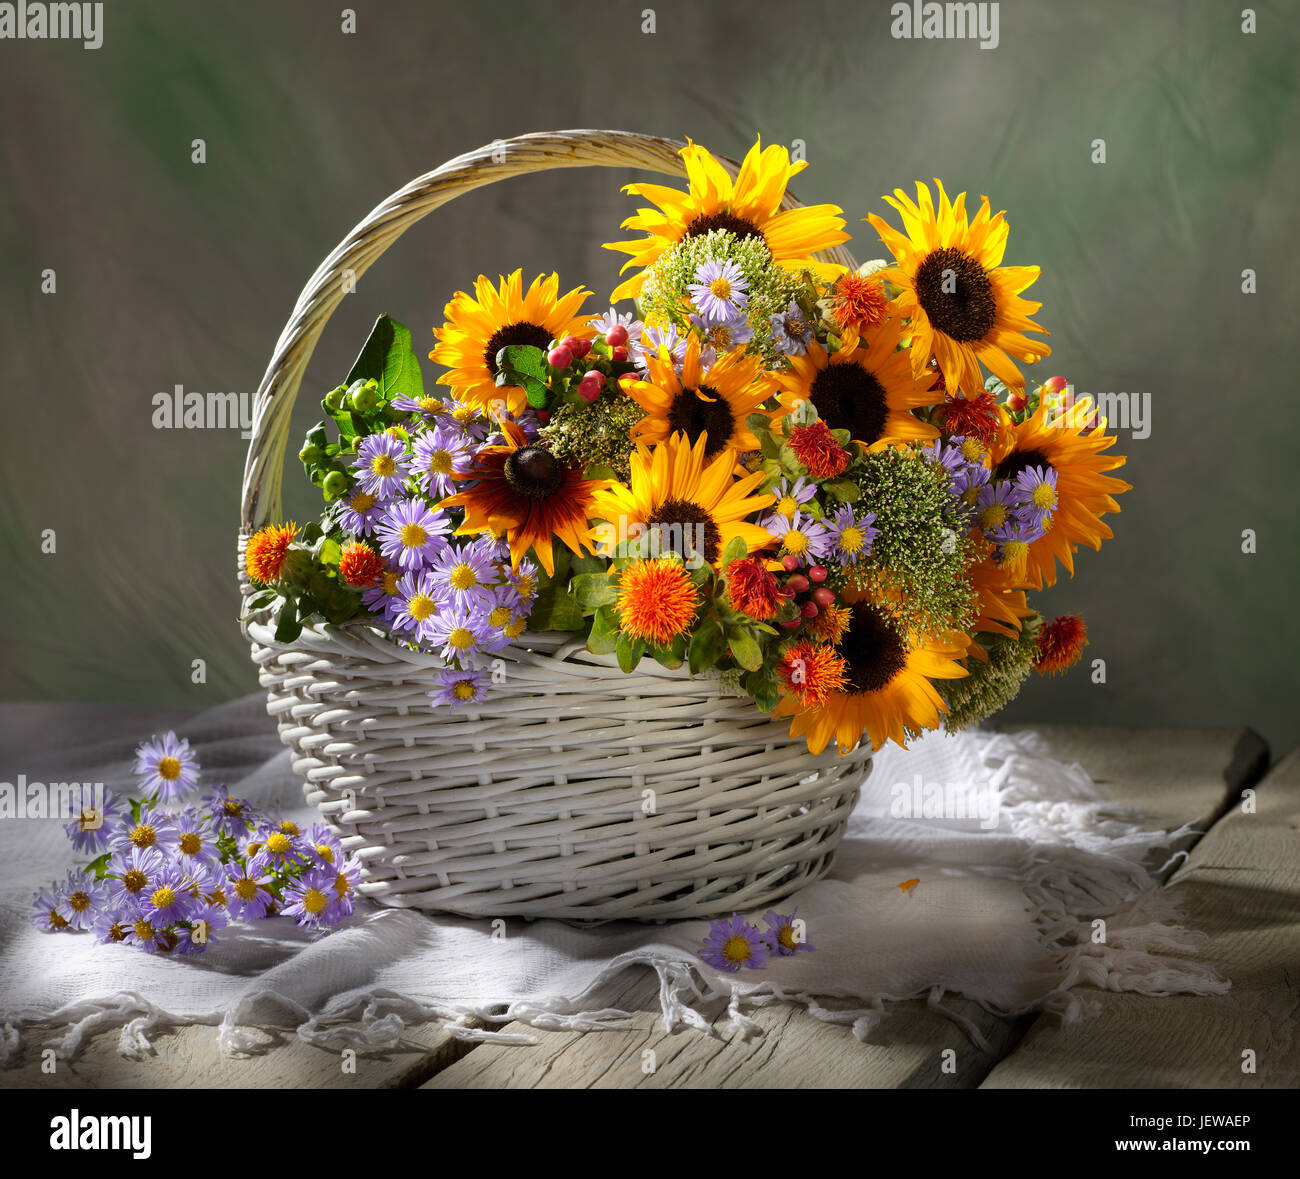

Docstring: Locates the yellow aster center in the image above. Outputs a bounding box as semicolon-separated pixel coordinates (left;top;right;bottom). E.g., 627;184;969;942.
453;405;476;424
349;490;377;513
959;438;985;462
208;887;227;906
1031;483;1058;510
234;877;258;900
179;832;202;855
279;821;300;836
133;918;155;940
315;844;335;863
706;324;732;348
407;594;436;621
709;276;733;299
335;873;352;897
122;869;147;892
129;824;156;848
449;564;478;591
839;526;864;553
381;571;400;595
108;922;128;942
786;314;808;336
419;397;444;412
371;453;397;477
1001;540;1030;566
222;798;244;816
48;908;69;930
447;627;475;651
961;487;979;505
980;504;1008;530
515;575;536;598
301;887;329;916
400;523;428;548
452;681;476;701
431;450;454;474
489;605;512;628
778;925;798;950
783;530;809;555
722;934;753;965
157;756;182;781
150;886;176;909
504;617;527;639
68;890;90;912
265;832;292;855
777;496;798;517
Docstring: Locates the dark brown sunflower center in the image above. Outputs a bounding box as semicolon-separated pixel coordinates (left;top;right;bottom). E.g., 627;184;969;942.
503;446;563;499
646;498;722;565
994;447;1053;483
666;385;735;458
484;322;552;375
841;603;908;694
682;211;766;246
809;363;889;444
914;246;996;344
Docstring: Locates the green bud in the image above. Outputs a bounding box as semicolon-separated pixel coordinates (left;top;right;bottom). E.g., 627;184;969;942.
323;386;347;412
298;444;324;465
348;384;380;412
322;470;350;499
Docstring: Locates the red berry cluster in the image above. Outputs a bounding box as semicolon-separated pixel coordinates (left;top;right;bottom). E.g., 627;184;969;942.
543;325;633;417
776;555;836;629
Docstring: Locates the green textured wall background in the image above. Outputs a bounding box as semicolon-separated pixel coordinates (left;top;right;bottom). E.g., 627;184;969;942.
1;0;1296;753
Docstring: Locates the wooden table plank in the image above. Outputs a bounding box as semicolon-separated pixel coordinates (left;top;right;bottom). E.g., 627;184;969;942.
981;742;1296;1089
423;725;1265;1089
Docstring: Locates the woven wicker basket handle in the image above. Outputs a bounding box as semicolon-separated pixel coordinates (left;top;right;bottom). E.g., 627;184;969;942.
239;128;859;533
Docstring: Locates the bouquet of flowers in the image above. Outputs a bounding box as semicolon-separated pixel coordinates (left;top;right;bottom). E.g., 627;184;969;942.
243;137;1131;757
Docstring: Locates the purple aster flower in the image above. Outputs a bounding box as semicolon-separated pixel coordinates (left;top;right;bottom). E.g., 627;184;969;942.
770;301;815;357
247;817;307;874
975;479;1017;539
688;258;750;323
30;881;73;932
352;432;412;500
133;731;200;803
770;476;817;519
57;870;109;932
139;862;198;925
64;788;126;855
764;510;832;562
428;540;499;609
205;783;257;838
108;803;180;858
175;903;229;956
1012;464;1059;527
826;505;878;566
954;461;990;502
375;497;450;571
392;392;450;419
105;846;168;913
635;323;688;372
92;908;134;946
589;307;643;349
337;486;386;536
331;855;363;918
429;667;491;711
122;913;176;955
690;312;753;359
699;913;770;972
174;810;222;872
361;564;404;620
480;587;528;647
304;822;345;868
391;569;444;640
422;600;494;663
433;395;494;443
412;426;471;499
224;861;275;922
281;865;346;931
763;907;815;956
499;555;539;608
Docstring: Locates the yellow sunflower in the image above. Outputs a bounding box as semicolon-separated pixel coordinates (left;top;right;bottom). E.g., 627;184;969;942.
773;601;970;755
623;334;768;459
865;180;1050;395
768;315;941;450
591;432;774;570
989;397;1131;590
430;270;592;415
604;138;849;302
438;420;611;577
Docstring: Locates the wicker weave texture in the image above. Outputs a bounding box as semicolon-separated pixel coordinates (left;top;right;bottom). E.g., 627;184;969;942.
240;130;870;921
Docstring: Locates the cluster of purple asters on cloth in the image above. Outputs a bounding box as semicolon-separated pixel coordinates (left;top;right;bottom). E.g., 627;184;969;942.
30;732;362;955
700;909;816;972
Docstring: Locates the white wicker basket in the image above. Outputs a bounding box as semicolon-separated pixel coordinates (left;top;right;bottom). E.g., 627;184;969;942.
239;130;873;922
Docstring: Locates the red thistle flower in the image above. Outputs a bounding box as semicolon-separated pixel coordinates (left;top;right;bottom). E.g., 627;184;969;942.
828;273;889;336
245;522;297;584
339;541;385;588
788;420;850;479
1034;614;1088;675
777;640;847;709
939;390;1000;447
726;556;784;621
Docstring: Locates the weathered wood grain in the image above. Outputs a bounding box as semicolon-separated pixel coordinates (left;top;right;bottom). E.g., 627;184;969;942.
981;742;1296;1089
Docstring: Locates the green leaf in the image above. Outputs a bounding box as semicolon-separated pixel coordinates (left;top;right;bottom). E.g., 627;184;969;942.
651;635;686;670
587;605;620;654
822;478;861;502
573;572;618;609
242;587;277;611
570;553;608;576
720;535;748;568
583;462;617;482
317;538;341;567
497;344;548;380
727;627;763;672
743;670;779;712
274;597;302;643
529;587;584;632
495;367;551;409
85;852;112;880
688;620;726;675
345;314;425;400
615;631;646;673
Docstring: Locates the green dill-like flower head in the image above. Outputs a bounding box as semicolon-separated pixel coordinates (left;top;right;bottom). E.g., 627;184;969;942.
938;617;1041;732
538;394;645;481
